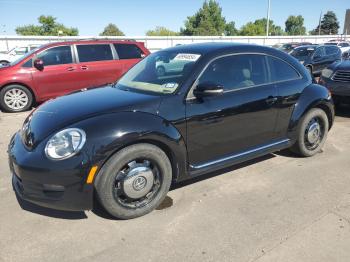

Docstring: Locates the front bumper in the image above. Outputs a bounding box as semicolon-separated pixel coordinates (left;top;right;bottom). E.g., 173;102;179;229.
8;132;94;211
320;77;350;97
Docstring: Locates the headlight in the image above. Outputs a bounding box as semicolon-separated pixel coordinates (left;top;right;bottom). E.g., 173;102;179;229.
321;69;334;78
45;128;86;160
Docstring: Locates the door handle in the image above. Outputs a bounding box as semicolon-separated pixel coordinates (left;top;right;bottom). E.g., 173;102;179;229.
80;65;88;70
66;66;76;71
266;96;278;105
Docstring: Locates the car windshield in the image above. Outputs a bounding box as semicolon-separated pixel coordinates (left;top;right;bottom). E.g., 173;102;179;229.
291;47;315;58
9;46;41;66
115;51;200;94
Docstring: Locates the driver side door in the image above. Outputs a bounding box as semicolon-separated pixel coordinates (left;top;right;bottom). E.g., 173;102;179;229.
312;47;326;74
185;54;279;169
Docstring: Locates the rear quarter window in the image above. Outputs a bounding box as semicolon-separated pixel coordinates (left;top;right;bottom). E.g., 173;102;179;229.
114;44;144;59
325;46;339;55
77;44;113;62
268;56;300;82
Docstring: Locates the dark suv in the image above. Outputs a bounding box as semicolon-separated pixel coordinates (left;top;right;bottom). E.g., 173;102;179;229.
0;40;150;112
290;45;342;76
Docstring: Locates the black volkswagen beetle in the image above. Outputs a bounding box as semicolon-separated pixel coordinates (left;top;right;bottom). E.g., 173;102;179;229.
9;43;334;219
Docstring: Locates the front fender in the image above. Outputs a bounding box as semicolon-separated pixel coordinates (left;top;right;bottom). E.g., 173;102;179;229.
288;84;334;139
76;111;187;183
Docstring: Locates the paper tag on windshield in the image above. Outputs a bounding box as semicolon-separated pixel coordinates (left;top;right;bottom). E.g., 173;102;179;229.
163;83;178;89
174;53;201;61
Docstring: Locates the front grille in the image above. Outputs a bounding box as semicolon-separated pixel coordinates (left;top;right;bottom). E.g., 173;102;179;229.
332;70;350;82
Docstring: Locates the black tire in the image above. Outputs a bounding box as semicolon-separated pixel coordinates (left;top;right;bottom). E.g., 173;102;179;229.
290;108;329;157
0;84;33;112
156;66;166;77
95;143;172;219
306;66;313;76
0;60;10;66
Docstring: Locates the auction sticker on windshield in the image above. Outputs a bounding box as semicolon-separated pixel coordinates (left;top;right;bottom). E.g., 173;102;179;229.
174;53;201;61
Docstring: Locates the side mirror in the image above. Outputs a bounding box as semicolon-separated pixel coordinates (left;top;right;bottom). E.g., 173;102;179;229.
313;54;321;61
33;59;44;71
193;81;224;98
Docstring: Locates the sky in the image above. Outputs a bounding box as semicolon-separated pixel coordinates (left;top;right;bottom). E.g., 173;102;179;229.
0;0;348;36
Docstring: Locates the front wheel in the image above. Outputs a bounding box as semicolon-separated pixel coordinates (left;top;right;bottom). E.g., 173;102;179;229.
290;108;329;157
95;143;172;219
0;84;33;112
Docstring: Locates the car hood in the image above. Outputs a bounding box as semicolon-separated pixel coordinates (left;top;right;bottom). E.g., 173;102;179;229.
330;60;350;71
22;86;163;148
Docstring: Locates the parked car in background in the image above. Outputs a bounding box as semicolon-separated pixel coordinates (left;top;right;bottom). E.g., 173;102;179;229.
0;40;149;112
155;54;189;76
277;42;313;53
0;45;40;65
325;40;350;54
9;43;334;219
290;45;341;76
342;50;350;60
319;60;350;105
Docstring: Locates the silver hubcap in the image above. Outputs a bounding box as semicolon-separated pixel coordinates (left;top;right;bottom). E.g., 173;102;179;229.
307;121;321;144
122;162;154;199
4;88;29;110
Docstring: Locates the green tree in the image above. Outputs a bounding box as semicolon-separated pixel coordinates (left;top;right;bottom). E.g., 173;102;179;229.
240;18;284;36
16;15;78;36
100;23;125;36
311;11;340;35
146;26;179;36
285;15;306;35
181;0;237;36
224;21;238;36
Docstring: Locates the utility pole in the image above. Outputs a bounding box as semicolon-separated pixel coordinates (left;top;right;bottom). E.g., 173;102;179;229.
318;12;322;35
266;0;271;37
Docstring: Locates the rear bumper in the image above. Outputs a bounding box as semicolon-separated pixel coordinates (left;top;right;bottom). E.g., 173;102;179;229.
9;132;94;211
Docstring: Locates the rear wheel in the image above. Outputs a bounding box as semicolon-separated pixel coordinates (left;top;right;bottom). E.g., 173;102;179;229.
95;143;172;219
306;66;312;76
0;60;9;66
290;108;329;157
0;84;33;112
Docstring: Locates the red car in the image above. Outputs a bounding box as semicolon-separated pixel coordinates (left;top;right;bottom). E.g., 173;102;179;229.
0;40;150;112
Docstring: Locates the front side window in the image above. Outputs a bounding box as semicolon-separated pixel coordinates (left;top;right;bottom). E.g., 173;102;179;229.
114;44;144;59
313;47;325;58
77;44;113;62
197;54;269;92
116;51;199;94
14;47;28;55
37;46;73;66
268;56;299;82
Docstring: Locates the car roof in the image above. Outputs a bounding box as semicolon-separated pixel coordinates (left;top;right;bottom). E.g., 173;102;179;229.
294;44;318;50
160;42;272;55
41;39;142;48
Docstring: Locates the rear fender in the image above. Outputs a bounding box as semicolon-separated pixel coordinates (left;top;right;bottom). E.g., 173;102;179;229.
288;84;334;140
